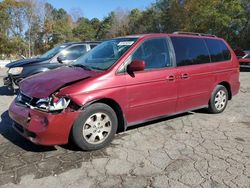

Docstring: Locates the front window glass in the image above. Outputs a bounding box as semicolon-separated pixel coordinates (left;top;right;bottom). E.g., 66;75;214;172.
73;38;138;71
131;38;172;69
40;44;69;59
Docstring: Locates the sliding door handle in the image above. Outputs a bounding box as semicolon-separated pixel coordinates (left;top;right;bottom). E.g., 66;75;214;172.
166;75;175;81
181;73;189;79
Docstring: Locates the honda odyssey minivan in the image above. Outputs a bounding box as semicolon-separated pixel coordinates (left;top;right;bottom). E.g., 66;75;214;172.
8;33;240;151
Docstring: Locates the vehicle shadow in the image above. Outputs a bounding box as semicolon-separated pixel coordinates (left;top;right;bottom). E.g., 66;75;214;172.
0;111;55;152
0;86;15;96
0;109;208;152
126;112;193;131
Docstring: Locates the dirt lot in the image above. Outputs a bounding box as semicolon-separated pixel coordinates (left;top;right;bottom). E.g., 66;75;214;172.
0;68;250;188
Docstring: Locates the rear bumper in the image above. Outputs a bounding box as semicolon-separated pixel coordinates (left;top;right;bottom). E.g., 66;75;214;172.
8;100;80;145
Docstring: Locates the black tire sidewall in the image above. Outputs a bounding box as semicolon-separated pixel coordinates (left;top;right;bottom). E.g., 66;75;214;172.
209;85;228;114
72;103;118;151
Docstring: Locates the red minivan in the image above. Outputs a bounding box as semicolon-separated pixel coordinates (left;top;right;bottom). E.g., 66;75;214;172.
8;33;240;151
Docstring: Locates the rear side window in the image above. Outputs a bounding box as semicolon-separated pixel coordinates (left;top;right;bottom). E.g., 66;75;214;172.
171;37;210;66
205;39;231;62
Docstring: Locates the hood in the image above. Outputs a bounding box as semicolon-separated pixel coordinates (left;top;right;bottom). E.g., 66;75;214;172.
6;57;49;68
19;66;99;98
239;58;250;63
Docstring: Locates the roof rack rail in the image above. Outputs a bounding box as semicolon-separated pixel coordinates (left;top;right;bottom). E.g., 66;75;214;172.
173;31;217;37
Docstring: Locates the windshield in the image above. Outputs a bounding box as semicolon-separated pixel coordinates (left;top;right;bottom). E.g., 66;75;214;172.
73;38;138;71
243;54;250;59
40;44;69;59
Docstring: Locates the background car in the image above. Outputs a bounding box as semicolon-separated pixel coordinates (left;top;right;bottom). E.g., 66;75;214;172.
3;41;100;91
239;53;250;68
234;48;245;58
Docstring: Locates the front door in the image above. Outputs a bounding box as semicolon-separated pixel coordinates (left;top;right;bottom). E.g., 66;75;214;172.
125;37;178;125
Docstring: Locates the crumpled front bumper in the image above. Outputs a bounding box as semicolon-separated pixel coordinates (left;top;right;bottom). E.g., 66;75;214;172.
8;100;80;145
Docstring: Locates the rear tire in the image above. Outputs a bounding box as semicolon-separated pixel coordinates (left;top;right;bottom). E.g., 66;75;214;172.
208;85;228;114
72;103;118;151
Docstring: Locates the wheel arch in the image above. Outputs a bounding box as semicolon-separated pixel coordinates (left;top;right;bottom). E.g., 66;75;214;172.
217;81;232;100
83;98;127;133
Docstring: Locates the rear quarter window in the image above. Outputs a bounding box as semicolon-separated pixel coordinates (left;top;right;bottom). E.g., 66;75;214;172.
171;37;210;67
204;39;231;62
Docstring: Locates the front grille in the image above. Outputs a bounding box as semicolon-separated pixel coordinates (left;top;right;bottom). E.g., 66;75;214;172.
13;123;36;138
241;62;250;65
13;123;24;133
16;92;35;106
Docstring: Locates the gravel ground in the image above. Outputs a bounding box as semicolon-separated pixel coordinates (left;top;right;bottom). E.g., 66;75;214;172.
0;68;250;188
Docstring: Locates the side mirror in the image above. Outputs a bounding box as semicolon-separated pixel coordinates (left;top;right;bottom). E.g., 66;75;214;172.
57;55;66;64
127;60;145;72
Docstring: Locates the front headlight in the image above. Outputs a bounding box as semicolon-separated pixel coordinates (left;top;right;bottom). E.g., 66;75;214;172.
8;67;23;75
35;97;70;112
48;97;70;111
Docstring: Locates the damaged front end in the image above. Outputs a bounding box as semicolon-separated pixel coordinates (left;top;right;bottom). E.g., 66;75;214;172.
15;89;82;113
8;66;101;145
9;91;82;145
25;95;70;112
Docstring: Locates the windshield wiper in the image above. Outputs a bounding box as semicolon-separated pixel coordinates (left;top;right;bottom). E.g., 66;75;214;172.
71;64;92;71
88;66;105;71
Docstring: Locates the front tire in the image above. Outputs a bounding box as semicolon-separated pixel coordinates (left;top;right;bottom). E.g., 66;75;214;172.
72;103;118;151
208;85;228;114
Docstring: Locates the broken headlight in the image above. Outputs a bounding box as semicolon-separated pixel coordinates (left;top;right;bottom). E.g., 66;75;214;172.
35;97;70;112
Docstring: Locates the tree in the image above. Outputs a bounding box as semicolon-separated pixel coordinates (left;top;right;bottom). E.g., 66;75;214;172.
1;0;250;58
238;0;250;49
155;0;185;33
72;18;95;41
69;8;83;22
107;8;130;37
180;0;247;47
96;12;115;39
0;0;28;57
128;9;142;34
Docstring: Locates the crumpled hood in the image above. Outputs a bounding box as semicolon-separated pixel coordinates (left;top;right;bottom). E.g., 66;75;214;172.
19;66;99;98
6;58;49;68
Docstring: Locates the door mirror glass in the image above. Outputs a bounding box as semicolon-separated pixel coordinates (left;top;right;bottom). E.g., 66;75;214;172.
57;55;65;64
127;60;145;72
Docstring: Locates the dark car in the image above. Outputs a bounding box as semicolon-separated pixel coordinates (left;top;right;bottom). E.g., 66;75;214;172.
239;53;250;68
8;33;240;151
3;41;100;91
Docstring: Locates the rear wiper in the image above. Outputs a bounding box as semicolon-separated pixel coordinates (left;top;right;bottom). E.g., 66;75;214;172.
71;64;92;71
